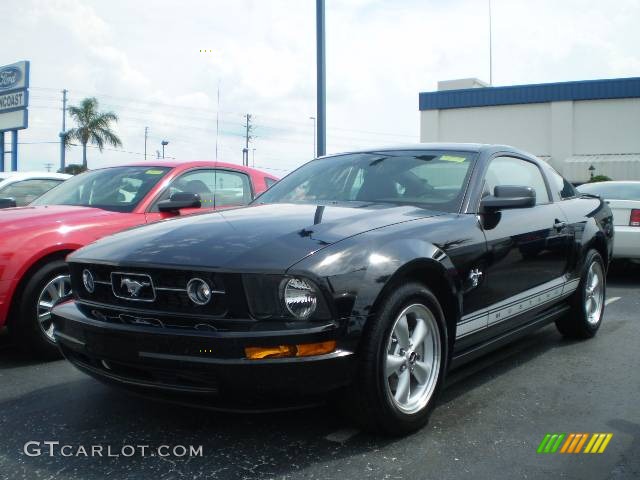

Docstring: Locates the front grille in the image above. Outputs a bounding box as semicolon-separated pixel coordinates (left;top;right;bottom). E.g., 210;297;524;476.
69;263;246;318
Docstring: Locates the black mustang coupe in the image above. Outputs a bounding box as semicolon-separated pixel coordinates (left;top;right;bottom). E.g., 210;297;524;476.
52;144;613;435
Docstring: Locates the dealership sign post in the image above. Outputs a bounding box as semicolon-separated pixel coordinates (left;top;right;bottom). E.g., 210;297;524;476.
0;61;30;172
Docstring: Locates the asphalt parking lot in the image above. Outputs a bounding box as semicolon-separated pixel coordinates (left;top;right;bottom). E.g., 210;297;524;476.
0;264;639;480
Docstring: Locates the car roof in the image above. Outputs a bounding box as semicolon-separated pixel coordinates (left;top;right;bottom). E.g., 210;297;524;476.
579;181;640;185
96;161;278;178
0;171;71;180
319;142;525;157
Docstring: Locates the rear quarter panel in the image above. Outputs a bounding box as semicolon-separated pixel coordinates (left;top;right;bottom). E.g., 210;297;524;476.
557;196;614;273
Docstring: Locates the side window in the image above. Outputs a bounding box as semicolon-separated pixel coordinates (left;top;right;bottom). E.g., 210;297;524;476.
264;177;277;189
213;170;252;207
484;156;550;205
349;168;365;200
152;169;216;210
0;179;64;206
547;168;577;199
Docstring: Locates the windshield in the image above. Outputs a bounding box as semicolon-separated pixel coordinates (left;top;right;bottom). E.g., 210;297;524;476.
256;150;476;212
577;182;640;201
31;166;171;212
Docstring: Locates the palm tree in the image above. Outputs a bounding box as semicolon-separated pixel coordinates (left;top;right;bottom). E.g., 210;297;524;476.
64;97;122;169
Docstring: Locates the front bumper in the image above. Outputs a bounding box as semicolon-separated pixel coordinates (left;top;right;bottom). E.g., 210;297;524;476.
52;301;357;407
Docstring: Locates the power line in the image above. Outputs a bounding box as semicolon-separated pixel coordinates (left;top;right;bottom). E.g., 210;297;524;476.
30;86;417;139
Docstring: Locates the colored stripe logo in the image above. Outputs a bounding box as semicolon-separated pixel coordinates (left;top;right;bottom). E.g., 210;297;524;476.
537;433;613;454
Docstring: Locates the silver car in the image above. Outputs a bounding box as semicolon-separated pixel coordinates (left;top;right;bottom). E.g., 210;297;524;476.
0;171;71;208
578;181;640;261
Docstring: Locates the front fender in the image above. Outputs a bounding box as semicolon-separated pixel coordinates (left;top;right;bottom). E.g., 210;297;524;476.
287;232;462;339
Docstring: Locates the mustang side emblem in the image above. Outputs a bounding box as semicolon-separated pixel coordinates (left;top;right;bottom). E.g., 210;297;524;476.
120;278;150;297
469;268;483;288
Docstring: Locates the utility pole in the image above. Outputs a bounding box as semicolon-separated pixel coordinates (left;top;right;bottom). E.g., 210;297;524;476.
215;81;220;160
59;89;68;172
44;162;53;172
316;0;326;156
489;0;493;85
243;114;253;166
144;126;149;160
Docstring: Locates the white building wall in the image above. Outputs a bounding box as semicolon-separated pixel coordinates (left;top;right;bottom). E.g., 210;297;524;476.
573;98;640;154
420;97;640;182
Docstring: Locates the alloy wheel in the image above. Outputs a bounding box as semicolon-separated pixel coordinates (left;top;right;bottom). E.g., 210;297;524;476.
384;303;441;414
37;274;72;341
584;261;604;326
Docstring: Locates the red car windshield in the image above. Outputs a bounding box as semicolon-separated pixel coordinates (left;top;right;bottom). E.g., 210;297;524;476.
31;166;171;212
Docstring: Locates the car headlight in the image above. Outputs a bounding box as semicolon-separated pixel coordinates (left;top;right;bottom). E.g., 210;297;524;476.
82;269;95;293
187;278;212;305
280;277;317;320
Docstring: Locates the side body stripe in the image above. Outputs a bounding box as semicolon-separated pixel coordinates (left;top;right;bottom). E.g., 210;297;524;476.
457;276;580;339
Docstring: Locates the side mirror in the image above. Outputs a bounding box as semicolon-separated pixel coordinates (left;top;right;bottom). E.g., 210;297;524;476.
481;185;536;211
0;198;17;209
157;192;201;213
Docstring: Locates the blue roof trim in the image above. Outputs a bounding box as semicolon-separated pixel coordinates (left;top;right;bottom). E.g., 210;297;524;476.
419;77;640;110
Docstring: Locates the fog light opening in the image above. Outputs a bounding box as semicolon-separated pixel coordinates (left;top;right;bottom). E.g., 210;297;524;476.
82;269;95;293
187;278;212;305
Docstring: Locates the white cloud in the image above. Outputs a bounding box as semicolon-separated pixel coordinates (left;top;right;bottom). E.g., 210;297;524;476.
1;0;639;174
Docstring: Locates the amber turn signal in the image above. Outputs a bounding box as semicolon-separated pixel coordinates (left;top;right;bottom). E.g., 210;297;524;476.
245;340;337;360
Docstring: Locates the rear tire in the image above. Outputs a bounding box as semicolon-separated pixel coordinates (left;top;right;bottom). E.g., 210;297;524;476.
10;260;71;360
341;282;448;435
555;249;605;339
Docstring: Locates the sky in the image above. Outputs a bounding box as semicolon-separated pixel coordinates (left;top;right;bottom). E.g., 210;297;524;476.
2;0;640;176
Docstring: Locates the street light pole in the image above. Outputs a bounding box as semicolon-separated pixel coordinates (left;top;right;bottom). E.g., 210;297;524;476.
316;0;326;157
59;89;67;172
161;140;169;159
309;116;316;157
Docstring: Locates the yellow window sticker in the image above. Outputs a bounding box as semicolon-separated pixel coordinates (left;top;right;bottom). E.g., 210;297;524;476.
145;169;164;175
440;155;466;163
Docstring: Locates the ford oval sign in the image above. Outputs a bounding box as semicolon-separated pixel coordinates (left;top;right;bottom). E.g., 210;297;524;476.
0;67;22;91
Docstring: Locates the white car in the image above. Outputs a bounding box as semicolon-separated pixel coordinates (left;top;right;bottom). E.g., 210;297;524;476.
578;181;640;261
0;172;71;208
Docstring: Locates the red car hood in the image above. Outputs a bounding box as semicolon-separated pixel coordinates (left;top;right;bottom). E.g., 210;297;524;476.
0;205;128;232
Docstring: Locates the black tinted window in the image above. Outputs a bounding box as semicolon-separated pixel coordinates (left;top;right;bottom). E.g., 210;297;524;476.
548;168;577;199
32;167;171;212
485;157;550;205
151;169;252;211
256;151;476;213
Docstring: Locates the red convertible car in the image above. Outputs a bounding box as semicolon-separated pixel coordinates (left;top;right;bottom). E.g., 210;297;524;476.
0;161;277;358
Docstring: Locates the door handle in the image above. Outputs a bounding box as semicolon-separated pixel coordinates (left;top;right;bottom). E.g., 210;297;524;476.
553;219;567;231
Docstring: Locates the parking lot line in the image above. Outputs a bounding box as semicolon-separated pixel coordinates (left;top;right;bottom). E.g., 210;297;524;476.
605;297;621;306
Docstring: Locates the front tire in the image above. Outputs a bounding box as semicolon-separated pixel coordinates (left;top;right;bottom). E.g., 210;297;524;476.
11;260;71;360
343;282;448;435
556;249;606;339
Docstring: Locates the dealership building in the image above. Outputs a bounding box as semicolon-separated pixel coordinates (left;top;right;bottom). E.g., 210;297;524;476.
419;76;640;182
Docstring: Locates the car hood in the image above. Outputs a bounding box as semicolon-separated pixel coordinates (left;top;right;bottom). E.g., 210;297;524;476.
0;205;130;234
70;203;441;271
